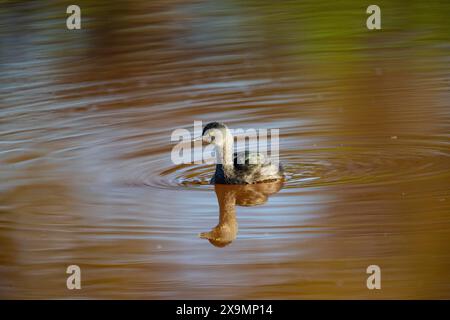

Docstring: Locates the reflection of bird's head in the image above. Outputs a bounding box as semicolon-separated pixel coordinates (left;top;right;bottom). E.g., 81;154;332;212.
199;227;235;248
208;239;232;248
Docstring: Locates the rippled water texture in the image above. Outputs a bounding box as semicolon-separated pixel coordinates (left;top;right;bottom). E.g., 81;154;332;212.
1;1;449;299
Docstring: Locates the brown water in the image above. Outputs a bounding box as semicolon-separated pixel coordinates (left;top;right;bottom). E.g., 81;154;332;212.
0;1;449;299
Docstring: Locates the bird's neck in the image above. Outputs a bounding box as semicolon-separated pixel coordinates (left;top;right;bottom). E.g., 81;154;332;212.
217;131;234;174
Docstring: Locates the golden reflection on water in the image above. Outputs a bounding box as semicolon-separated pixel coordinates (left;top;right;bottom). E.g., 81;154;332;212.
200;182;283;247
0;0;449;299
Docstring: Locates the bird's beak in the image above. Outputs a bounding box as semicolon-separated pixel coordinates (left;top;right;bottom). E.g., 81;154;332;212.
198;232;210;239
193;135;211;144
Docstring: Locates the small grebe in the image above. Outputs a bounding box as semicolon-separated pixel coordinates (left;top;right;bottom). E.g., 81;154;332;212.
200;122;284;184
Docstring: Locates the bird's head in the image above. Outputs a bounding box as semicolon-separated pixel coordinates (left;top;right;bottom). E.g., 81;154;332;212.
200;122;229;147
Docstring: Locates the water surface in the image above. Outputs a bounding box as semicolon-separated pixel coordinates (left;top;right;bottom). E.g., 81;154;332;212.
0;0;449;299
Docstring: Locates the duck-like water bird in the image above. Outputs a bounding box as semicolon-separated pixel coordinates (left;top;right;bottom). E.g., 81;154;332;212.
200;122;284;184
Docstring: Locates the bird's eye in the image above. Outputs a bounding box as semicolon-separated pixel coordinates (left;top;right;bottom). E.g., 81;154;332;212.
211;135;215;141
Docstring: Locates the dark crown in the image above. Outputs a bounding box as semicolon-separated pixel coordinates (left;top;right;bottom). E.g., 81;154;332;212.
202;122;227;135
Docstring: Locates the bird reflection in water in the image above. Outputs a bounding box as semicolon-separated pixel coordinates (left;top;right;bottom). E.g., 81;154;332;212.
200;181;283;247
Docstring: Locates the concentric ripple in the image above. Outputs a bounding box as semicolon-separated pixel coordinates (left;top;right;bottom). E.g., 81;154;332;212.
116;134;450;193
